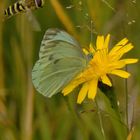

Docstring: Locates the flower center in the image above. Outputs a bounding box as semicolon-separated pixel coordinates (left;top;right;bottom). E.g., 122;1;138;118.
80;49;110;81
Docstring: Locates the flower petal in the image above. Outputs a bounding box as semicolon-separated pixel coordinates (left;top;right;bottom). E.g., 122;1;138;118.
62;76;86;96
109;58;138;71
96;35;104;50
121;59;138;64
109;38;128;56
82;48;89;55
88;79;98;99
77;83;88;104
101;75;112;86
104;34;110;50
89;43;96;53
109;46;123;57
62;84;76;96
117;43;134;55
62;81;81;96
108;60;126;70
109;43;134;60
110;70;130;78
116;38;128;46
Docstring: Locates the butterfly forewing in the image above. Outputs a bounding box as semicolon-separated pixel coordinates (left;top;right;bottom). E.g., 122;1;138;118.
32;28;87;97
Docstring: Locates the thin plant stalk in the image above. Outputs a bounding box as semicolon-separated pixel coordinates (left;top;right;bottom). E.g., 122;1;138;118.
125;66;129;134
95;99;106;140
0;2;5;95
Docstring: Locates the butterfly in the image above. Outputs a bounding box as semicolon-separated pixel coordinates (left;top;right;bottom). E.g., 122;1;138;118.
32;28;88;97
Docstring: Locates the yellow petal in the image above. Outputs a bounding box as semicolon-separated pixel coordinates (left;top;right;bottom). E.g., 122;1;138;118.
117;43;134;55
62;78;85;96
62;84;76;96
109;58;138;70
109;43;134;60
121;59;138;64
104;34;110;50
96;35;104;50
88;79;98;99
101;75;112;86
109;38;128;56
116;38;128;46
109;45;123;56
82;48;89;55
108;60;126;70
110;70;130;78
77;83;88;104
89;43;96;53
62;81;79;96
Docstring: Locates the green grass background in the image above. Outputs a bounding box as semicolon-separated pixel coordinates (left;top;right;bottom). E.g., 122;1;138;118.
0;0;140;140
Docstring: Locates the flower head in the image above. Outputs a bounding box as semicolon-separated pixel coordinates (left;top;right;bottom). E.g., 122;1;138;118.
62;34;138;104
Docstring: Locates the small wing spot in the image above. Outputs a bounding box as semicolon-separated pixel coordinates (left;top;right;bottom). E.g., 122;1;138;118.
53;59;60;64
48;55;53;61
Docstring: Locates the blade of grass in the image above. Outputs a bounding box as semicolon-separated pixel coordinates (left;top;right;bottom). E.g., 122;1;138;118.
16;15;35;140
35;97;52;140
125;66;129;134
0;1;5;96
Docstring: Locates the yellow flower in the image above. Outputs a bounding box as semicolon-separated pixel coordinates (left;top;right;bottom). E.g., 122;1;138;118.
62;34;138;104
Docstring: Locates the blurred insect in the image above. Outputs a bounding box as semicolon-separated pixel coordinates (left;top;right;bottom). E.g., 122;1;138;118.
3;0;44;31
4;0;44;19
32;28;88;97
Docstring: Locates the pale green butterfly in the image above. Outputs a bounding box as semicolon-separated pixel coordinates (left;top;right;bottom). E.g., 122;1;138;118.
32;28;88;97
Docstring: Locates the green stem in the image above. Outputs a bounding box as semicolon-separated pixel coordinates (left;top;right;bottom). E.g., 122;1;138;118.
65;96;89;140
125;66;129;134
95;99;106;140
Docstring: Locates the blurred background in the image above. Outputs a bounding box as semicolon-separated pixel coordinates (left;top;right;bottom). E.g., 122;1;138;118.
0;0;140;140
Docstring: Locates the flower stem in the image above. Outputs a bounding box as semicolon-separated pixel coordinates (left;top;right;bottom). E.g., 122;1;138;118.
65;95;89;140
95;99;106;140
125;66;129;134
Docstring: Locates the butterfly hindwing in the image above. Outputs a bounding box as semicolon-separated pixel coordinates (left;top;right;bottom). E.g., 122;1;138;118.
32;28;87;97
